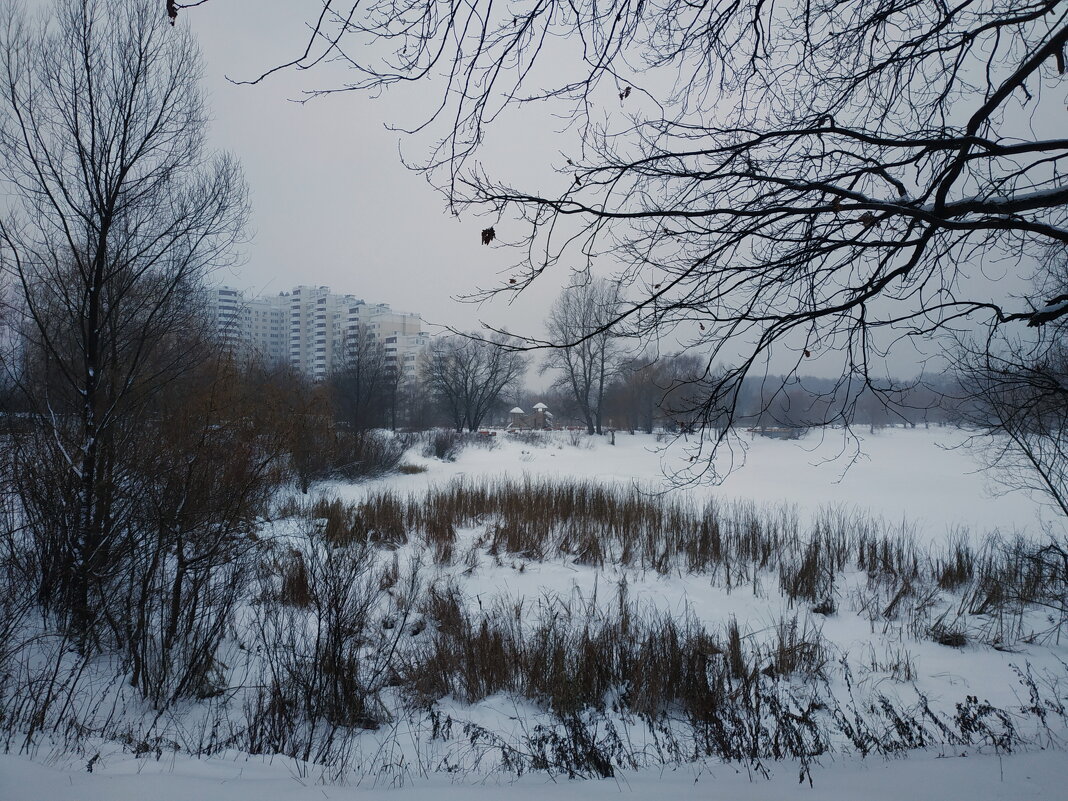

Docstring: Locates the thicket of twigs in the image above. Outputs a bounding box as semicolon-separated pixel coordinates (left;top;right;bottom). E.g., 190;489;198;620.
1;474;1066;781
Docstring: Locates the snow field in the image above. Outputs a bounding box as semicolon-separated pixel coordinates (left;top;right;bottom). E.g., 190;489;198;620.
5;426;1067;799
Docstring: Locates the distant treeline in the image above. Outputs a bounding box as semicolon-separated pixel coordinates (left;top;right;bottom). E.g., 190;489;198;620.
523;354;972;433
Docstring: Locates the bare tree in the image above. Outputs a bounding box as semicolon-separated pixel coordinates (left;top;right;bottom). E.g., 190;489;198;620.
221;0;1068;480
603;351;713;434
543;279;621;435
422;334;527;431
965;343;1068;520
330;323;393;430
121;353;288;705
958;254;1068;518
0;0;246;637
606;357;667;434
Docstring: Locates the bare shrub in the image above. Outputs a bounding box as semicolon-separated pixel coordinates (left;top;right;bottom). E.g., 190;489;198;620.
246;540;422;758
930;614;968;648
465;432;501;450
508;431;551;447
278;550;313;608
423;429;465;461
330;430;405;480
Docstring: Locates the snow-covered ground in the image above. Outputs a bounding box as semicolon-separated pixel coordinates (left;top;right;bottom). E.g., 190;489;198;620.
326;427;1061;542
6;426;1067;800
6;746;1068;800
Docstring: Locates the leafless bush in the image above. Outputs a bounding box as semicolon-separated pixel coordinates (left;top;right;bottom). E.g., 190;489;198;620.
423;429;465;461
467;431;502;450
2;354;287;709
278;550;313;608
508;431;551;447
330;430;406;480
246;539;422;760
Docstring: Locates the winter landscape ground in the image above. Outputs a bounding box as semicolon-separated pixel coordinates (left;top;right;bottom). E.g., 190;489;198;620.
3;426;1066;800
3;0;1065;799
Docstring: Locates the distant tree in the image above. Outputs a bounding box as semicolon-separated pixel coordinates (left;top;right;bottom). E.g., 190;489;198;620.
392;372;439;431
542;279;621;434
230;0;1068;479
329;323;392;430
381;364;404;431
958;257;1068;519
605;352;706;434
605;357;666;434
422;334;527;431
0;0;246;637
656;354;712;434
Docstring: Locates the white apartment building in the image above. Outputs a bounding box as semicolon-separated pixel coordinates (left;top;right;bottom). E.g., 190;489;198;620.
206;286;248;350
205;284;429;381
381;330;431;381
204;286;288;364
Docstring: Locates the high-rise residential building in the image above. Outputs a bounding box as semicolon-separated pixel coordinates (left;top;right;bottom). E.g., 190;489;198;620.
204;286;288;364
205;286;248;350
204;284;429;380
249;293;289;365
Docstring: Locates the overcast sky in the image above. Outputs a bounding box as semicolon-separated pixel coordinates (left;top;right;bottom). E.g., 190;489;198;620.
19;0;1051;382
181;2;1050;381
186;1;566;340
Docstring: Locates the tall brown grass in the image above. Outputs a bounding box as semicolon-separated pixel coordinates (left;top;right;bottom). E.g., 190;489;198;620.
300;478;1066;647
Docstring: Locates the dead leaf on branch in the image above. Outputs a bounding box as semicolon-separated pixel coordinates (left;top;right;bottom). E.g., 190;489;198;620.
481;227;496;245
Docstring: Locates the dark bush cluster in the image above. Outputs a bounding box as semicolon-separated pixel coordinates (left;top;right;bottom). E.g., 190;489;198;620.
423;429;465;462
